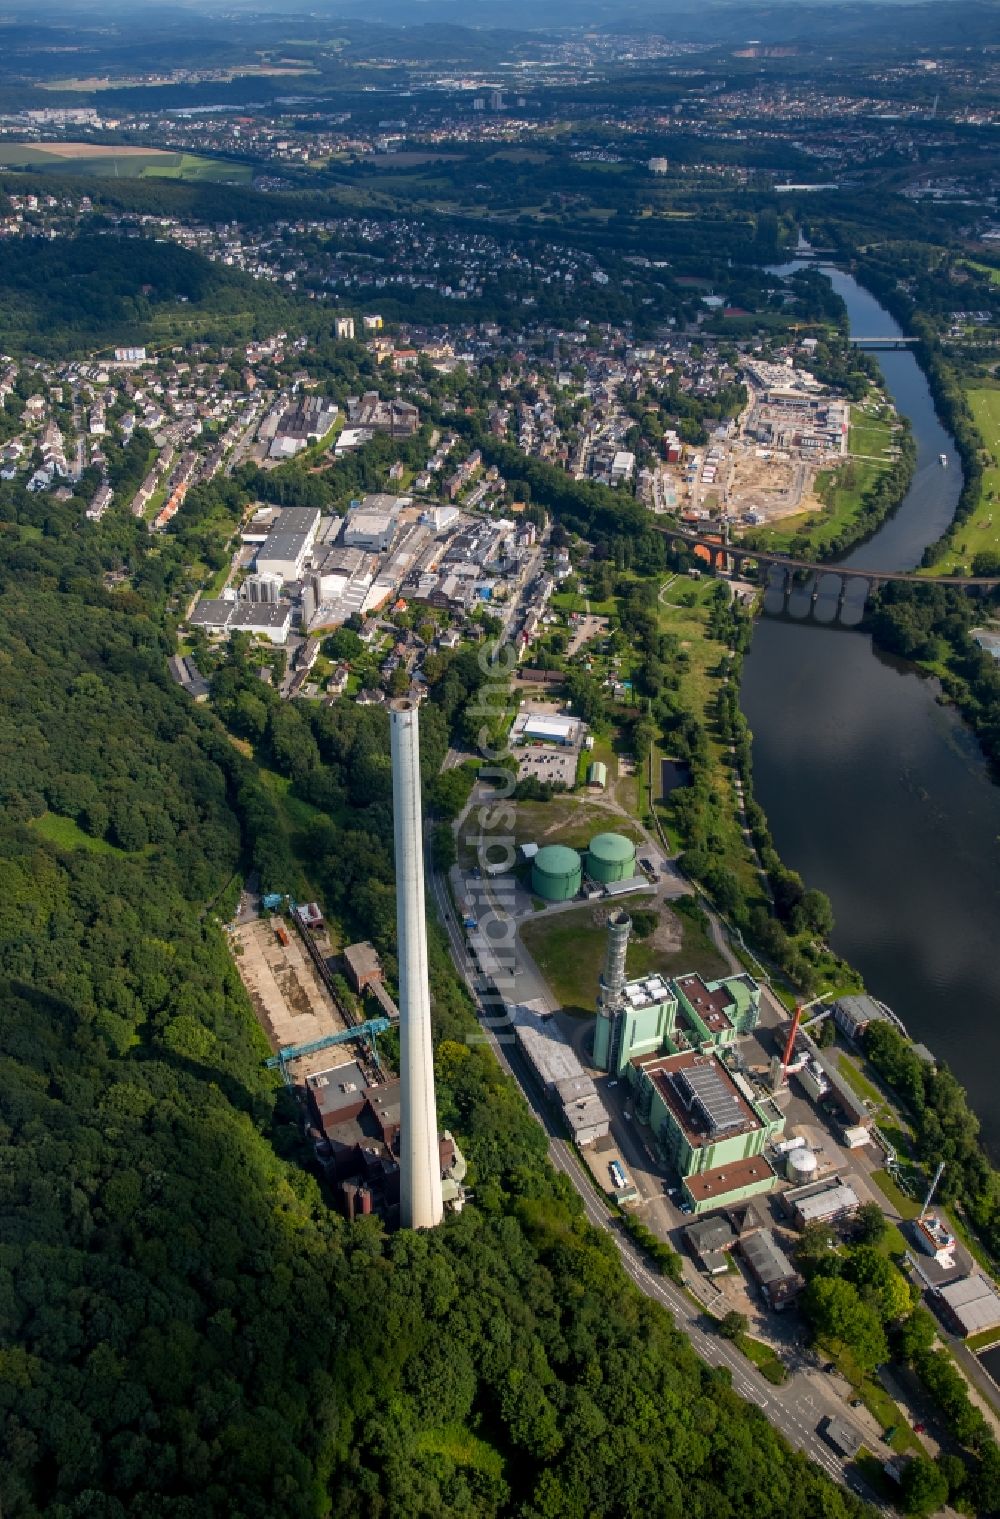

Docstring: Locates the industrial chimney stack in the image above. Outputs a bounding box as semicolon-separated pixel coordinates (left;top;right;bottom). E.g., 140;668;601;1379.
593;911;631;1072
389;699;444;1230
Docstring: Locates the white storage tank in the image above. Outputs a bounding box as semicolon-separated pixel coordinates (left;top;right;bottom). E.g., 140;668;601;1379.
787;1147;819;1183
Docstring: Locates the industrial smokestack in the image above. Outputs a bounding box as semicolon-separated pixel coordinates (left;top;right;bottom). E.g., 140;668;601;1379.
600;911;631;1008
593;911;631;1072
389;698;444;1230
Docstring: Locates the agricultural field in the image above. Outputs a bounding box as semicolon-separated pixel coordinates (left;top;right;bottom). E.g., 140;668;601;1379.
0;142;251;182
930;386;1000;573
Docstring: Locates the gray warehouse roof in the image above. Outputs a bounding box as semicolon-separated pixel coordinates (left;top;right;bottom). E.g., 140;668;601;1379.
258;531;311;563
938;1274;1000;1336
835;994;889;1031
273;506;321;533
229;601;293;630
188;597;233;629
741;1229;797;1287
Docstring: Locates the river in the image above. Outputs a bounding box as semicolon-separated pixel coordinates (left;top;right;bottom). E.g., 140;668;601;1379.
741;264;1000;1156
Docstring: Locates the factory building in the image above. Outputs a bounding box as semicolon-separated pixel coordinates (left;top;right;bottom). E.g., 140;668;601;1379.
255;505;322;582
228;601;293;645
595;966;678;1074
530;844;583;902
586;832;637;885
629;1048;782;1214
514;713;581;746
306;1063;466;1224
187;597;236;633
342;493;403;552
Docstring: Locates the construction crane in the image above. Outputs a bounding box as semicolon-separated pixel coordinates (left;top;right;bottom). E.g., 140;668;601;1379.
265;1017;393;1085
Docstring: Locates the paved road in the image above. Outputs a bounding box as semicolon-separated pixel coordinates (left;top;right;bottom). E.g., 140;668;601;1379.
425;829;885;1509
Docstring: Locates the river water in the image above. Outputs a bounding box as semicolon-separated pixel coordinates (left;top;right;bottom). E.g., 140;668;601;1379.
741;265;1000;1156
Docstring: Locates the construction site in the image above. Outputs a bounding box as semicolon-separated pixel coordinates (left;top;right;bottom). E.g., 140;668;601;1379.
726;451;811;521
230;899;397;1084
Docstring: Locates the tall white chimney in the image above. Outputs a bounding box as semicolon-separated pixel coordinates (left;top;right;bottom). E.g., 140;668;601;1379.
390;698;444;1230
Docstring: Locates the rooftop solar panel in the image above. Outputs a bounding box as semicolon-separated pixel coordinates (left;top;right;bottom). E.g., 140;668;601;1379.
675;1064;744;1134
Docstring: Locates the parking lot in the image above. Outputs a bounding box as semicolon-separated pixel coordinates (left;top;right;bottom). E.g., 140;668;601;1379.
516;743;578;788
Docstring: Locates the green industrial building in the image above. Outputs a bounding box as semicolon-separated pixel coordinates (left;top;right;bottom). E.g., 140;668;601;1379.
594;968;763;1076
530;844;582;902
593;971;677;1074
586;831;637;884
590;912;776;1213
630;1048;783;1214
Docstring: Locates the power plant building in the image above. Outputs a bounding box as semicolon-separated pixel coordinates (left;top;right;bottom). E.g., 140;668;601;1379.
342;493;403;552
630;1048;782;1214
593;914;762;1075
530;844;582;902
589;917;778;1213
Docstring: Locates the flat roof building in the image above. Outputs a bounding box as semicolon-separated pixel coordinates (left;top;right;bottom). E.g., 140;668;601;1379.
344;941;383;994
188;597;234;632
508;1002;610;1146
785;1178;860;1230
256;531;312;582
228;601;293;644
595;970;761;1077
342;495;402;552
936;1274;1000;1339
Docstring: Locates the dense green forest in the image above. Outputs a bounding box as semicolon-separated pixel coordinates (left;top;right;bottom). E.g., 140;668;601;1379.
0;232;301;356
0;461;880;1516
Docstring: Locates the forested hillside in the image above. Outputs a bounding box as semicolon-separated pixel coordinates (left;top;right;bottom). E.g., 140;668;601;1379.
0;488;874;1517
0;232;300;356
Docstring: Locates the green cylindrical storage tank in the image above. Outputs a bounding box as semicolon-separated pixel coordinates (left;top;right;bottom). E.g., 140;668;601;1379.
587;832;636;885
531;844;582;902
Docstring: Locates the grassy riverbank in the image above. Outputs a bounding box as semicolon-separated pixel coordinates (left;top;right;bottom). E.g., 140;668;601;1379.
926;385;1000;574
